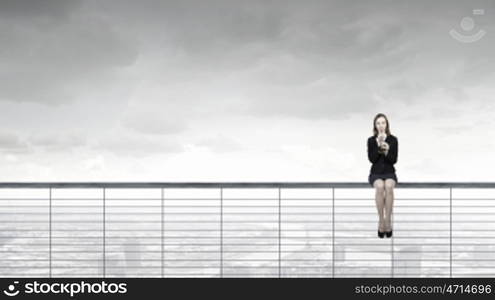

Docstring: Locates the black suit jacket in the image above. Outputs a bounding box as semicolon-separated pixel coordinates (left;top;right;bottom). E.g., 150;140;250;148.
367;134;398;174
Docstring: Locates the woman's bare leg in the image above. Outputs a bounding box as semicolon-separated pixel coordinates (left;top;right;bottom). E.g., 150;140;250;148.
384;178;396;231
373;179;386;231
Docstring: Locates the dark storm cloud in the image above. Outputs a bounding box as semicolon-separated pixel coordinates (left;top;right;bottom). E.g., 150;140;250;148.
0;0;138;104
1;0;494;120
233;0;495;117
96;0;495;121
0;0;81;17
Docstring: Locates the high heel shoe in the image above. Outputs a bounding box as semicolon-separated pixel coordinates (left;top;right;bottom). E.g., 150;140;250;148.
377;220;385;238
384;221;392;238
383;218;392;238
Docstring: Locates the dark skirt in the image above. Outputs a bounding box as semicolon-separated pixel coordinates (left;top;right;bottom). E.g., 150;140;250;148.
368;173;398;187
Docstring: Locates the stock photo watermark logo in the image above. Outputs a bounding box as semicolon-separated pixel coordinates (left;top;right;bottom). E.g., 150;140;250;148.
3;281;20;297
2;280;127;297
449;9;486;43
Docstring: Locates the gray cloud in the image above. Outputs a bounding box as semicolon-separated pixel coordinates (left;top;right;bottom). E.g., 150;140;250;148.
26;131;88;152
0;0;138;104
0;131;32;154
91;134;185;157
195;135;244;153
121;108;189;135
1;0;494;179
0;0;81;17
90;0;495;121
2;0;494;117
0;129;90;155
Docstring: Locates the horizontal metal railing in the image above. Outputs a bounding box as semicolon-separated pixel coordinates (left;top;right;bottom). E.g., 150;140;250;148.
0;182;495;278
0;182;493;188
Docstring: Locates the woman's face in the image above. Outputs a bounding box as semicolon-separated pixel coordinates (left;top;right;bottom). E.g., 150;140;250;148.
375;116;387;133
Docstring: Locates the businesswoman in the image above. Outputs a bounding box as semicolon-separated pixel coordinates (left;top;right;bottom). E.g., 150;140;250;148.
367;113;398;238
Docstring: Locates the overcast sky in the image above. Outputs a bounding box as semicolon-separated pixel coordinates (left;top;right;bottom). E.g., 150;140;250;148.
0;0;494;182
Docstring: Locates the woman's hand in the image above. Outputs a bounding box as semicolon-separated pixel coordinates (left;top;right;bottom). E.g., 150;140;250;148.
379;141;389;156
376;133;386;150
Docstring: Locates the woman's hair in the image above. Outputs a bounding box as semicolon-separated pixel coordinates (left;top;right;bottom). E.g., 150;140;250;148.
372;113;391;136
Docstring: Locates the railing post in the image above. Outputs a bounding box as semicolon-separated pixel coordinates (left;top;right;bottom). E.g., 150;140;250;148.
278;187;281;278
332;187;335;278
161;187;164;278
220;186;223;278
103;187;106;278
49;186;52;278
450;187;452;278
391;213;394;277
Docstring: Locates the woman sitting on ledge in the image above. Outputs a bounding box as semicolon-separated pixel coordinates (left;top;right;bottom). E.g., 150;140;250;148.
367;113;398;239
